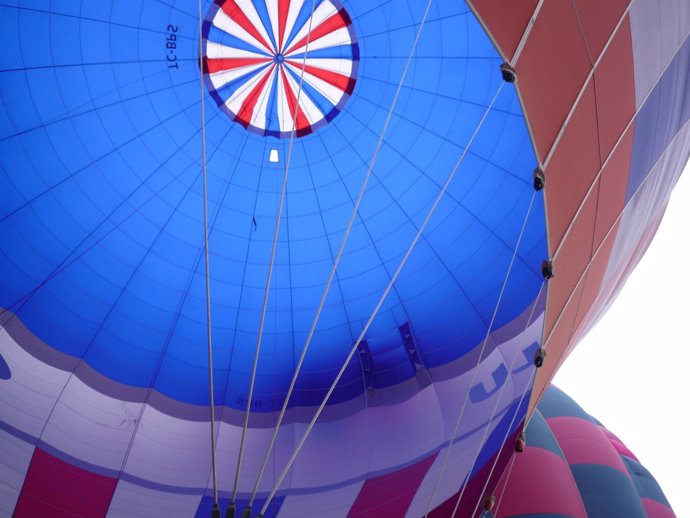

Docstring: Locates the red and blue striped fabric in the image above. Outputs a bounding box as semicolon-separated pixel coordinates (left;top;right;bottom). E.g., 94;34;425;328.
202;0;358;137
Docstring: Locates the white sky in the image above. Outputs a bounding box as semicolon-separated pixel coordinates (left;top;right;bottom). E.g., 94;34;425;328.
554;160;690;517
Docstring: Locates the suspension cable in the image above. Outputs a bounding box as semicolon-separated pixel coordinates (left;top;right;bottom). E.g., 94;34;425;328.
257;78;507;518
197;0;219;513
452;283;543;518
541;1;633;173
423;190;538;518
247;0;436;506
462;296;545;516
461;354;538;518
230;0;319;511
509;0;544;66
493;451;517;517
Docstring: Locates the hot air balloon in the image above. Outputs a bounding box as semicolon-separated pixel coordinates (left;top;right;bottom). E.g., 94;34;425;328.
0;0;688;516
462;385;676;518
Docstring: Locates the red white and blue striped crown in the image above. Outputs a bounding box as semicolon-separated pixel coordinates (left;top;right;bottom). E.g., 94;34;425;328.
202;0;359;138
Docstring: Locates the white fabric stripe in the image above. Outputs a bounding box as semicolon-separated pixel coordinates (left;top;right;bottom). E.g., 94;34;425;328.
224;65;275;119
285;0;338;53
40;375;141;472
209;62;271;99
285;61;345;106
206;40;271;60
0;328;70;438
629;0;690;108
282;66;324;125
366;385;442;474
0;482;20;518
122;405;215;488
282;0;307;53
0;428;34;517
266;0;282;52
276;68;293;132
278;481;365;518
251;66;278;128
235;0;277;53
286;25;351;56
213;7;272;55
214;414;299;496
106;480;202;518
603;120;690;290
292;57;353;77
286;401;370;490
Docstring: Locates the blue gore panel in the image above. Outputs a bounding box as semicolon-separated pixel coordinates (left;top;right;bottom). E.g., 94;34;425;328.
195;494;284;518
469;391;531;480
622;456;673;508
0;0;546;408
570;464;648;518
537;385;597;422
524;410;565;460
627;34;690;201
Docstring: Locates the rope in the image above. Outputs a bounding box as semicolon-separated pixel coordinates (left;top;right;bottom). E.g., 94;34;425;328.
509;0;544;66
423;191;537;518
541;1;633;173
453;282;543;518
492;451;517;517
462;361;538;518
417;1;550;508
248;0;436;505
231;0;319;507
197;0;218;508
257;77;507;518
